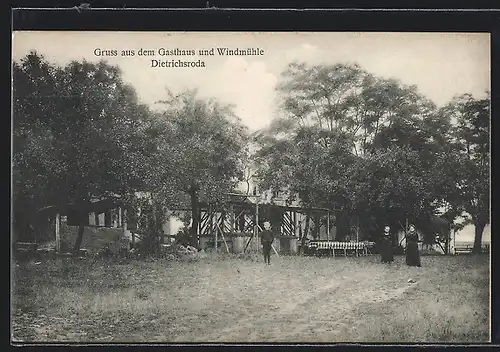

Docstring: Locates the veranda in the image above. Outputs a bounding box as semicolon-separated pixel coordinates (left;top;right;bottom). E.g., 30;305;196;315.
195;193;372;256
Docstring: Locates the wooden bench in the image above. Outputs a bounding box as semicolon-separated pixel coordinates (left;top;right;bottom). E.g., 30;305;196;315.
454;245;472;254
309;241;375;257
15;242;37;253
14;242;39;261
454;244;490;254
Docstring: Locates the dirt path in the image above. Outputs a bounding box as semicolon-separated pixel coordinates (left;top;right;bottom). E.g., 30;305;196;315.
193;269;417;342
12;256;431;343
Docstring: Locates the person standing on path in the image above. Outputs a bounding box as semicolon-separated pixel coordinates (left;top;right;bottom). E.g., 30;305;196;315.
406;224;422;267
260;221;274;265
380;225;394;263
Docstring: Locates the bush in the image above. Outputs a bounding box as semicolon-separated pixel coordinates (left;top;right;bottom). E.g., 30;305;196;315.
175;227;191;247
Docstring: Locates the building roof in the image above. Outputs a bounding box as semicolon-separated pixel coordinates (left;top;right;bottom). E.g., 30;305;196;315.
37;196;125;216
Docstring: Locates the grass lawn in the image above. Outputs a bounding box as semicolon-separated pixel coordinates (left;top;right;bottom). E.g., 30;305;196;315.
11;252;490;343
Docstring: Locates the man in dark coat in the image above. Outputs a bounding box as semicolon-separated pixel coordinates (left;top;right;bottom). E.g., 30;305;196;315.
406;224;421;267
380;225;394;263
260;221;274;265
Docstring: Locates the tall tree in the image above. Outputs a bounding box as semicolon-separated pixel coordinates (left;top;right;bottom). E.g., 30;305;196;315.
12;53;61;241
440;94;490;253
257;61;450;242
153;89;249;247
12;51;149;251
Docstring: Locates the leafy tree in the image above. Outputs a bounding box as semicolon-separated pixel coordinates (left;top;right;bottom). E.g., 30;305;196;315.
439;94;490;253
153;89;249;247
256;61;453;243
255;124;355;242
13;51;150;251
12;53;61;241
274;62;437;156
129;193;166;255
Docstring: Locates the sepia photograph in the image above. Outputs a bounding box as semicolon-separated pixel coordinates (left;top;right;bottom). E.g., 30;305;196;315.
11;31;491;343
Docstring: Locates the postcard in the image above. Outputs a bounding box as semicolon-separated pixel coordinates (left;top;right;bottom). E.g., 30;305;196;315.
11;31;491;344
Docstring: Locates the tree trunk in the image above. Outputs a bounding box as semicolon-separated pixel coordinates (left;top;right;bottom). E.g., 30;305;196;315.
313;214;320;240
335;212;350;241
141;200;160;255
155;202;164;245
472;221;486;254
298;221;303;241
149;200;163;252
302;213;311;248
190;188;200;248
444;231;449;255
72;209;86;253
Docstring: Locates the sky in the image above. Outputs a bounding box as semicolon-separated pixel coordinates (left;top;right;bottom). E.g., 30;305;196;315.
12;31;491;242
13;31;490;132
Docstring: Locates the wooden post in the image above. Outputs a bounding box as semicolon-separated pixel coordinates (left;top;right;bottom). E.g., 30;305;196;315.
448;227;452;255
232;204;236;253
230;203;235;234
120;208;128;245
453;228;456;255
220;231;230;253
104;210;111;227
294;211;298;237
118;207;122;228
208;204;212;237
327;212;330;241
356;216;359;257
215;209;218;254
55;213;61;253
123;209;127;230
229;203;235;252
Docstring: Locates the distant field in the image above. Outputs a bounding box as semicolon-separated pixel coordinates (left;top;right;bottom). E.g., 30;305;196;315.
11;253;490;343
